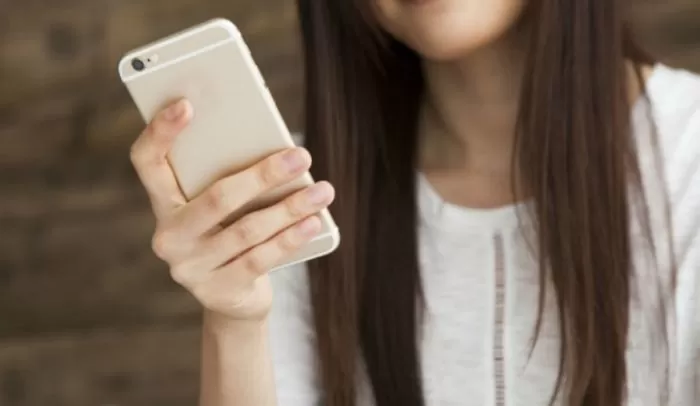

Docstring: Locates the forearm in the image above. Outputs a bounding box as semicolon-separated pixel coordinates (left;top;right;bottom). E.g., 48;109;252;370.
199;312;277;406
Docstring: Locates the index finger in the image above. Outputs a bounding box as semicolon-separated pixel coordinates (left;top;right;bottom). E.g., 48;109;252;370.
130;99;193;218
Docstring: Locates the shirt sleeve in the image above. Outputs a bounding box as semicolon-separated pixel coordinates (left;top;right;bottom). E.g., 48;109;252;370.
267;263;323;405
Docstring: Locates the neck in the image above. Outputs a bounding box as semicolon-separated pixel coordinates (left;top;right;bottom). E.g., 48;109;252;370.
419;25;528;176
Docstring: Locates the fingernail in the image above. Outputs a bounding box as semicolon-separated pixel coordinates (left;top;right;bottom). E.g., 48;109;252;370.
297;217;320;237
164;100;188;121
306;182;331;205
281;149;307;173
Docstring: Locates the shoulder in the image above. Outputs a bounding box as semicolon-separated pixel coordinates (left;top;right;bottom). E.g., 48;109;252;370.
634;64;700;289
646;65;700;303
639;65;700;202
635;65;700;368
643;64;700;153
645;63;700;115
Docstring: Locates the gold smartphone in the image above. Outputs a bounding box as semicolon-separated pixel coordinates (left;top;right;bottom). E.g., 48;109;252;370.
118;18;339;270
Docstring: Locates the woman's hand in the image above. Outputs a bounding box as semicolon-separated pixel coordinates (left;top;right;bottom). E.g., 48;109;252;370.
130;99;335;322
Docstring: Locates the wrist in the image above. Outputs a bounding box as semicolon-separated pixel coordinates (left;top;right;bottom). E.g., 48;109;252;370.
203;310;268;337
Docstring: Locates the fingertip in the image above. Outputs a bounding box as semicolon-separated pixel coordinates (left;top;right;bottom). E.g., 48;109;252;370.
148;100;193;139
162;98;193;123
315;181;335;200
317;181;335;200
179;99;194;122
278;147;312;175
293;147;312;165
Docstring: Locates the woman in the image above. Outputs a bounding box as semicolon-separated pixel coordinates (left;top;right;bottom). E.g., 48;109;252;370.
129;0;700;405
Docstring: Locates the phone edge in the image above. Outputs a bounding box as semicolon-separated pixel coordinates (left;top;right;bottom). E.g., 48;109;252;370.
117;18;240;83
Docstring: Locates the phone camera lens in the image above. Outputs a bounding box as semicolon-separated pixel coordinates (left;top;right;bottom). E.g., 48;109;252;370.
131;58;145;72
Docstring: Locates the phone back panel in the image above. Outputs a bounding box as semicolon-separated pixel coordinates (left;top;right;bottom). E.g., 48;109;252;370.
119;19;339;269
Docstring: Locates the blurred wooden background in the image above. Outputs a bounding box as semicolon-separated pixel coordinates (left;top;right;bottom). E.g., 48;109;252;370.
0;0;698;405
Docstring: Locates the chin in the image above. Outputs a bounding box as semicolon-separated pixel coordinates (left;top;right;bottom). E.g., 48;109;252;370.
402;23;517;62
375;0;527;61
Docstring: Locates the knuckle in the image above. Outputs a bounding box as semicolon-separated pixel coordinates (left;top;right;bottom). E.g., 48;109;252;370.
169;264;190;286
146;118;166;138
285;194;308;218
151;228;175;259
240;252;267;275
130;137;163;170
203;182;233;213
232;217;261;245
129;140;146;166
278;229;300;253
252;159;280;190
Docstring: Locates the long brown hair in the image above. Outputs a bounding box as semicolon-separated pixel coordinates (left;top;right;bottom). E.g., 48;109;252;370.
297;0;669;405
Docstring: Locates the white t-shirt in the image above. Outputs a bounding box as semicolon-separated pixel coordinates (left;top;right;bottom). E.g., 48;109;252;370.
267;64;700;405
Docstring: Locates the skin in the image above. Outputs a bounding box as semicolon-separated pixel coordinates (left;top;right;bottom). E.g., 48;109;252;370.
377;0;529;209
130;1;652;404
130;100;335;406
377;0;653;209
